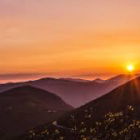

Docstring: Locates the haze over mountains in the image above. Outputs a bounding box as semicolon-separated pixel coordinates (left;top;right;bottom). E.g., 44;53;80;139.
0;74;139;107
19;75;140;140
0;86;72;140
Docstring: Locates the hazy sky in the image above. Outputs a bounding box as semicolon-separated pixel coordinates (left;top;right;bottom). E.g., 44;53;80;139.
0;0;140;82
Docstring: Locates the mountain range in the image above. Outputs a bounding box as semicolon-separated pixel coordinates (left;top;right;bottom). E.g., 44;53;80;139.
0;74;139;107
19;75;140;140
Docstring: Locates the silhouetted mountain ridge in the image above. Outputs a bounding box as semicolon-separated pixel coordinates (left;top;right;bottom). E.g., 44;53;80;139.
0;74;139;107
19;76;140;140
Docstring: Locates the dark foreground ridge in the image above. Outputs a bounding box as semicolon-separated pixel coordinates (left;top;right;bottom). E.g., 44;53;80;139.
18;76;140;140
0;86;73;140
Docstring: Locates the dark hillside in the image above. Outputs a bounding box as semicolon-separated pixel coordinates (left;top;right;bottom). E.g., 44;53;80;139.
0;86;72;140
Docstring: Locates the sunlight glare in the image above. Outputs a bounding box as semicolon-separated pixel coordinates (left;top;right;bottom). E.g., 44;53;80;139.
127;64;134;72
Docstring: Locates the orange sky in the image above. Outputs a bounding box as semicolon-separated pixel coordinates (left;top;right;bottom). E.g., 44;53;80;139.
0;0;140;82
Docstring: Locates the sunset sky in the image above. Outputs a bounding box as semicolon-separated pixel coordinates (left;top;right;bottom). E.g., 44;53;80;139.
0;0;140;82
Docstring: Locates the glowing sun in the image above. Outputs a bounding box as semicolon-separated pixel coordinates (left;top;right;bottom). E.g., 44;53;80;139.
127;64;134;72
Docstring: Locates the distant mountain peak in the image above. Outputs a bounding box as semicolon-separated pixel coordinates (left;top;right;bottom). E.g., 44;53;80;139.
59;78;89;82
108;73;140;81
93;78;105;83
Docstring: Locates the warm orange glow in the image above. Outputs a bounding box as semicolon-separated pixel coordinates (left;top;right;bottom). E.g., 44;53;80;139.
0;1;140;82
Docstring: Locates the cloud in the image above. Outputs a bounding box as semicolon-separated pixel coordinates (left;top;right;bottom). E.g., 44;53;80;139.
0;73;48;80
71;73;116;80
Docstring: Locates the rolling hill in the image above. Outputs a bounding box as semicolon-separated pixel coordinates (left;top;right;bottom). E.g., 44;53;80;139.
0;86;72;140
19;76;140;140
0;74;139;108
